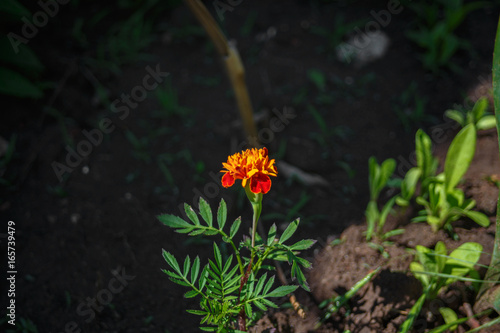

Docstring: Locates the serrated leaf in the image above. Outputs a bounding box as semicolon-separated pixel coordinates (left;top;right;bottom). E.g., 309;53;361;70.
199;266;209;290
253;299;267;311
244;302;253;318
263;275;275;295
279;219;300;244
186;309;208;316
229;217;241;239
188;229;205;236
184;203;200;225
267;223;277;246
222;255;233;275
291;260;310;291
289;239;316;250
212;245;222;275
162;249;181;273
158;214;192;230
191;256;200;283
254;273;268;297
184;290;199;298
217;199;227;230
183;255;191;278
266;285;299;298
261;298;278;308
199;197;213;226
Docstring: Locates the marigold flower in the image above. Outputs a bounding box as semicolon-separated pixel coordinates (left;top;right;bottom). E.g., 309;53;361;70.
221;147;277;194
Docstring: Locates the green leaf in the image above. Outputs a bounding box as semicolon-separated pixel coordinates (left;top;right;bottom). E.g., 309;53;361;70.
184;203;200;226
448;242;482;269
162;249;181;274
471;97;488;122
198;197;213;227
158;214;192;230
279;219;300;244
445;109;465;126
254;273;268;297
444;124;476;192
462;210;490;227
307;68;326;91
191;256;200;283
267;285;299;298
291;260;309;291
183;255;191;278
267;223;277;246
0;67;43;98
289;239;316;251
229;217;241;239
476;115;496;130
216;199;227;230
415;129;436;180
0;37;44;73
184;290;199;298
263;275;275;295
439;307;458;331
213;243;222;271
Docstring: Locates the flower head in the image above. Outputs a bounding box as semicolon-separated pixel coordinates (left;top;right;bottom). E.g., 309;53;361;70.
221;147;277;194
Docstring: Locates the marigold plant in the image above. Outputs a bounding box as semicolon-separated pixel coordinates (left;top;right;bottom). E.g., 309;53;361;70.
159;147;315;332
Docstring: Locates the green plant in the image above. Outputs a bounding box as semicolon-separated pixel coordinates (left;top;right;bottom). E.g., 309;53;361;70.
310;14;367;58
445;97;497;131
400;241;483;332
159;148;314;332
405;0;486;73
153;78;192;120
317;267;381;328
0;1;44;99
365;157;404;241
392;82;434;132
413;124;490;236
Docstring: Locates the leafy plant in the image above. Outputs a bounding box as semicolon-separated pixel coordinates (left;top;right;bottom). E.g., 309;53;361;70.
317;267;381;327
310;14;367;58
405;0;486;73
413;124;490;235
392;82;434;132
160;199;313;332
159;148;315;332
445;97;496;131
365;157;404;241
400;241;483;332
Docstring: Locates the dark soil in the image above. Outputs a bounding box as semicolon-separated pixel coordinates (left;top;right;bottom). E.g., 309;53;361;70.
1;1;499;332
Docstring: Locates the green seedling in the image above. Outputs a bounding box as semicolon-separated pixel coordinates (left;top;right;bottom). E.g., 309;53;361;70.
414;129;439;192
400;241;483;332
310;14;367;58
414;124;490;235
445;97;496;131
405;0;486;73
365;157;404;241
316;267;381;328
392;82;434;132
154;79;192;120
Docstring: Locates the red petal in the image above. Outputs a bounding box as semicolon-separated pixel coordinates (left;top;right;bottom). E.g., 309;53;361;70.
222;172;235;188
250;174;271;194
